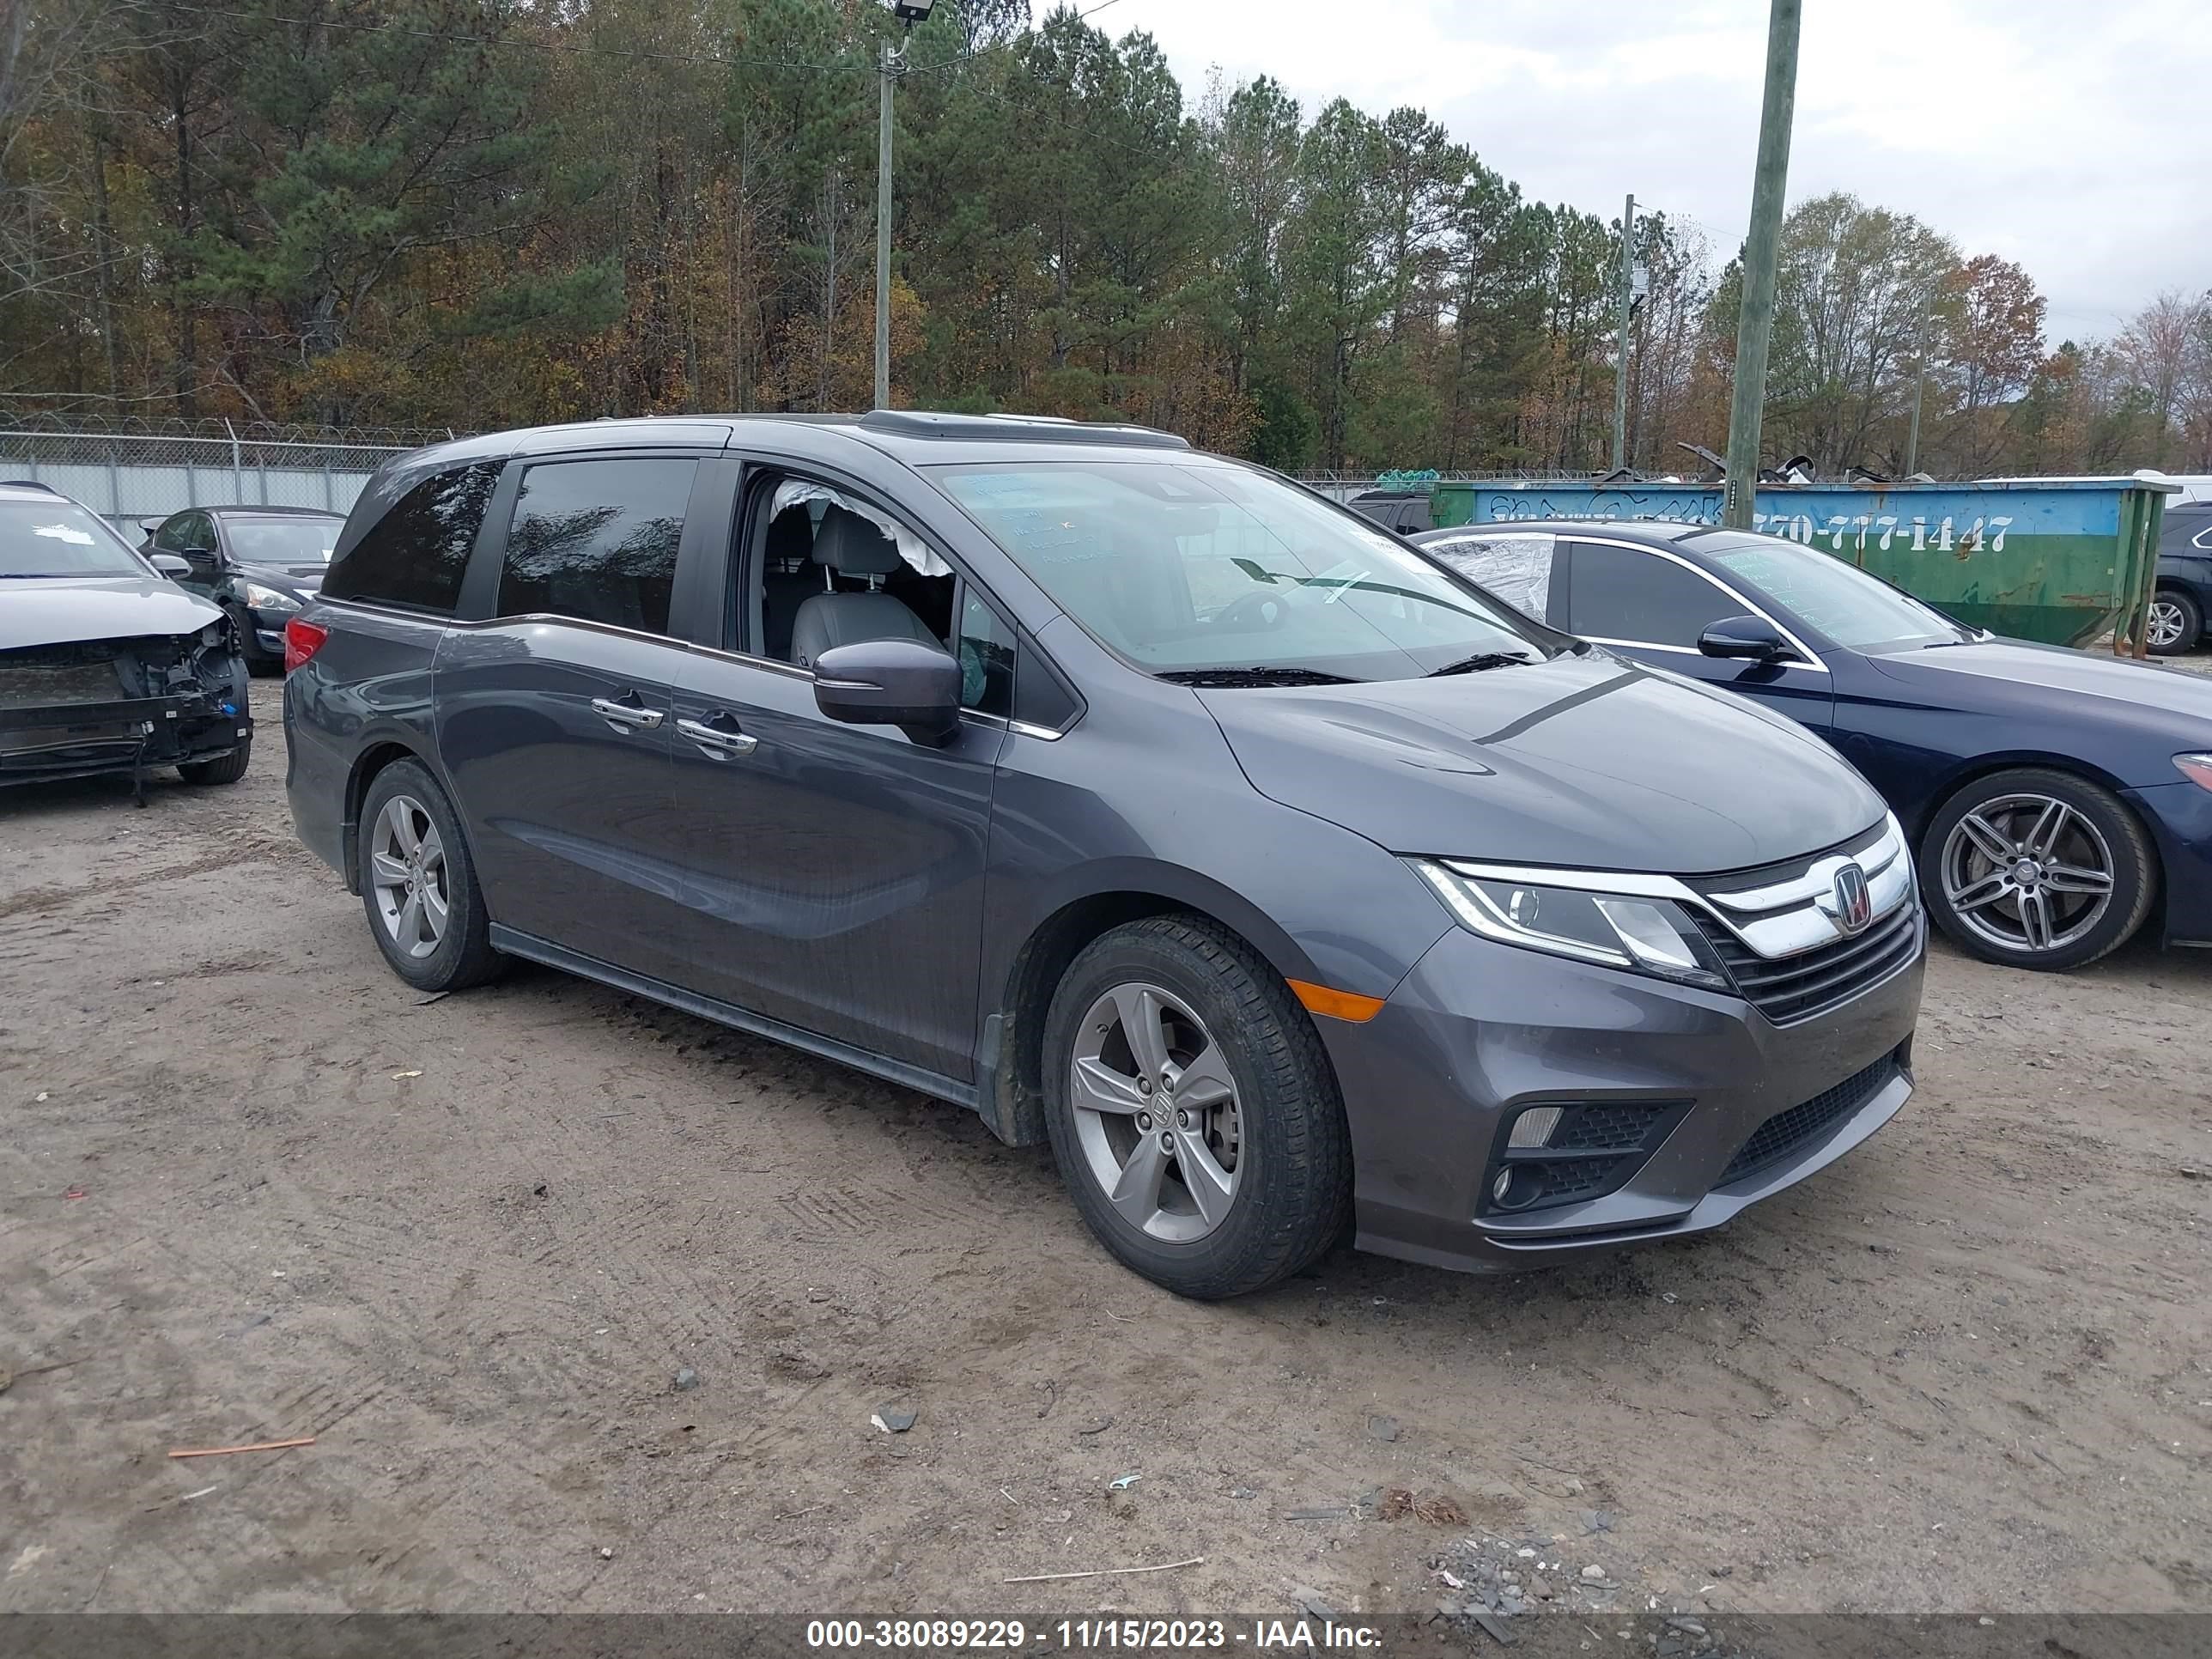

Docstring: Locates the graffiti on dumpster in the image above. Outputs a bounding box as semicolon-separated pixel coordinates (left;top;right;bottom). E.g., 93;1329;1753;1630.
1478;490;2012;556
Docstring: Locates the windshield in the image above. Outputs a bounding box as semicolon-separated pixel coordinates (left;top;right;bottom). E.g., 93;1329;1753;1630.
1699;533;1970;650
0;499;150;579
933;460;1548;682
227;516;339;564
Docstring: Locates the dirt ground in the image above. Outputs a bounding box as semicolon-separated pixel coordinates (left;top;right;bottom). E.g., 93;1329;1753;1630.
3;677;2209;1622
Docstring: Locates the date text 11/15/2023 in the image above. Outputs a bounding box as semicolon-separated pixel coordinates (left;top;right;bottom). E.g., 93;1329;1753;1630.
805;1617;1387;1650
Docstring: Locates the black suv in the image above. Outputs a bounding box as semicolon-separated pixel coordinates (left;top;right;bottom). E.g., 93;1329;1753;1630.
1346;488;1433;534
283;413;1919;1297
2151;501;2212;654
142;506;344;672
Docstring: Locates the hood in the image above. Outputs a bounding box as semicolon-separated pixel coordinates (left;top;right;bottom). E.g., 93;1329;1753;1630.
0;575;225;651
1199;650;1884;875
1868;636;2212;725
233;557;326;592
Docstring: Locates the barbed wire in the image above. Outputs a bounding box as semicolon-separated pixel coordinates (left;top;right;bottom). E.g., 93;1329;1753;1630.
0;410;452;448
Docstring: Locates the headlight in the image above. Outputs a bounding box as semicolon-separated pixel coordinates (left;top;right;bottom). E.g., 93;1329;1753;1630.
1413;860;1729;990
242;581;300;612
2177;753;2212;792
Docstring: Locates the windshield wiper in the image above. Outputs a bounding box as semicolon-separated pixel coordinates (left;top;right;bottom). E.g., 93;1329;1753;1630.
1425;651;1539;677
1155;666;1360;688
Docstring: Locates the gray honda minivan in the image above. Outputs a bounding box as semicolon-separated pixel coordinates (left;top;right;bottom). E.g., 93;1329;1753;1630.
283;412;1923;1297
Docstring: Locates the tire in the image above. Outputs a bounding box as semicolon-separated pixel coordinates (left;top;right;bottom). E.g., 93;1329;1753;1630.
178;739;251;786
227;603;277;675
2147;587;2202;656
1042;915;1351;1298
1917;767;2157;971
356;759;506;993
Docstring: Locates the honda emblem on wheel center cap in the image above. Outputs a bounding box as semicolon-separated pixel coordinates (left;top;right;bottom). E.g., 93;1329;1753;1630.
1831;861;1872;935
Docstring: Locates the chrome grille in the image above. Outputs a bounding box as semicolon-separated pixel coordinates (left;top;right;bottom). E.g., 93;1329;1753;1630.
1694;901;1921;1024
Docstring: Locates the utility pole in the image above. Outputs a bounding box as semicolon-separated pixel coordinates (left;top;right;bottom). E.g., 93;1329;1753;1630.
1721;0;1802;528
1903;290;1930;475
1612;192;1635;472
874;38;896;411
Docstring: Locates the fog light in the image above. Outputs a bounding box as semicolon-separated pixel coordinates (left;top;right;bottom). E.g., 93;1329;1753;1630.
1491;1166;1543;1211
1508;1105;1562;1149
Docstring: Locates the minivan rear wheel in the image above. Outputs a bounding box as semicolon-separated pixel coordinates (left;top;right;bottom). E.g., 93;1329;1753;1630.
1042;916;1350;1298
356;759;506;993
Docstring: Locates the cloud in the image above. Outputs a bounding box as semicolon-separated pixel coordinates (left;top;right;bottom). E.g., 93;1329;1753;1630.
1095;0;2209;343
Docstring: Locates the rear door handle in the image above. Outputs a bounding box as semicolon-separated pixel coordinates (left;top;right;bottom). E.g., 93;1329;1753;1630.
591;696;664;732
677;716;758;760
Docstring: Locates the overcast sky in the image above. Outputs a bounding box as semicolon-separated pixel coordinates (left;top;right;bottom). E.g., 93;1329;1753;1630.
1096;0;2209;345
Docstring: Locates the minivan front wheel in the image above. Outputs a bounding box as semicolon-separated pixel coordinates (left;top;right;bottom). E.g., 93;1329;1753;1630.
1042;917;1350;1298
356;760;505;993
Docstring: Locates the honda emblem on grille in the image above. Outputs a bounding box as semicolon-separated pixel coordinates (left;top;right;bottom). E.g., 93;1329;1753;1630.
1832;862;1872;935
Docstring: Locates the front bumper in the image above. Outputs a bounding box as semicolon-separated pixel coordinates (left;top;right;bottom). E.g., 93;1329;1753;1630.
0;694;251;787
2125;779;2212;946
1322;911;1924;1273
247;605;301;659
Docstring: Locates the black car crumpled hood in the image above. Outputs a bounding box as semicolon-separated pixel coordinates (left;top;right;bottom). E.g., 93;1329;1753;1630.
1199;650;1884;875
0;575;224;651
234;557;326;592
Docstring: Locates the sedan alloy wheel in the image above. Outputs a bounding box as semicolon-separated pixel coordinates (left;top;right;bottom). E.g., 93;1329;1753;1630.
1938;792;2115;955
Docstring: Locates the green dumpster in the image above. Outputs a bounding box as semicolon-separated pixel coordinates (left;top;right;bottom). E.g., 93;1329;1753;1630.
1430;477;2174;650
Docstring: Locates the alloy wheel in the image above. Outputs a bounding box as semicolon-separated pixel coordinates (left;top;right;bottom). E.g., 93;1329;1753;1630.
2146;598;2187;651
368;794;450;961
1067;982;1243;1243
1939;793;2116;955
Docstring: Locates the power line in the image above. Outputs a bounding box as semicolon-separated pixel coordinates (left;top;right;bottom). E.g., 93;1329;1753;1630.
907;0;1125;76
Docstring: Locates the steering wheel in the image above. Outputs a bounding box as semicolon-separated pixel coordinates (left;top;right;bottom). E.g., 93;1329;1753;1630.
1211;591;1290;632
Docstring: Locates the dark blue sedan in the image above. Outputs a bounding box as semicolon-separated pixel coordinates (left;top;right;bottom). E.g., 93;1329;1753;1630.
1414;520;2212;971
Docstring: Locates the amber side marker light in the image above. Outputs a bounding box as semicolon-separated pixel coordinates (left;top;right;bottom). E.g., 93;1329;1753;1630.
2176;753;2212;793
1288;979;1386;1023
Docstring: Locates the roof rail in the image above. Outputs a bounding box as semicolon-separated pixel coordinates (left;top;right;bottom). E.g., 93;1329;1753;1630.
857;410;1189;450
2;478;61;493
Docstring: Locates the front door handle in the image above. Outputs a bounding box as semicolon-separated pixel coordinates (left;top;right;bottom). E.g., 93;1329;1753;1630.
677;716;758;760
591;696;664;732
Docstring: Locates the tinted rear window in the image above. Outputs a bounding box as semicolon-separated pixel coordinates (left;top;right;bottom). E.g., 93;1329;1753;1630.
495;457;695;635
2161;508;2212;555
323;461;501;613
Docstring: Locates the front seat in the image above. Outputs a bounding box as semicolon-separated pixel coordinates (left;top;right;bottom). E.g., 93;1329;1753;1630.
788;505;940;668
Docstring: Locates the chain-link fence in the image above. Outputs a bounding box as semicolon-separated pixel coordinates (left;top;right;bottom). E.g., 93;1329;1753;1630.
1291;469;1613;503
0;416;456;530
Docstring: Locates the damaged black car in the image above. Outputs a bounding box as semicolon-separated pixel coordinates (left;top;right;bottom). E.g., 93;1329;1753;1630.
1;482;252;795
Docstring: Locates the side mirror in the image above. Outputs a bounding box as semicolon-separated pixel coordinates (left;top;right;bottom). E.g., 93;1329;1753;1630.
1698;613;1798;664
812;637;963;746
149;553;191;579
181;544;221;568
